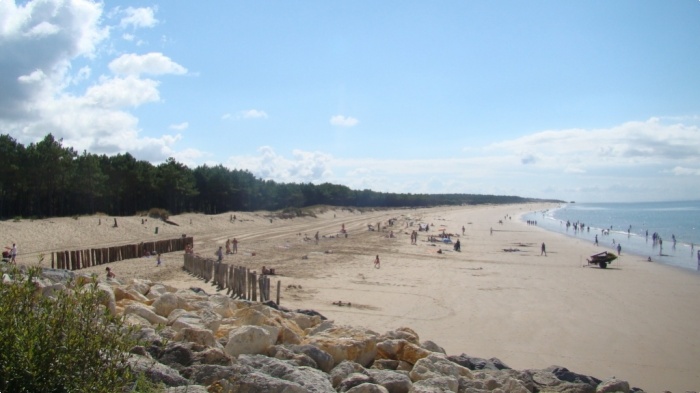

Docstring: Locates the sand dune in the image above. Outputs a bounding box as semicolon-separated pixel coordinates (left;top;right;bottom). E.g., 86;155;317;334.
3;203;699;392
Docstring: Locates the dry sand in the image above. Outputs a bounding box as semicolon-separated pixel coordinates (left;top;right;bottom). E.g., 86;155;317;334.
3;203;699;392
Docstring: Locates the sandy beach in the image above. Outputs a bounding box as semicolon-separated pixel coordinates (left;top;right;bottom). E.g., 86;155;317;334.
3;203;699;392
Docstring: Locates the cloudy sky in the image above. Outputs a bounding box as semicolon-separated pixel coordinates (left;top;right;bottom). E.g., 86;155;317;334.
2;0;700;203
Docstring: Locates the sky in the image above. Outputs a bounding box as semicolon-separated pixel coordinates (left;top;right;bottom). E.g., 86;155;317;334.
2;0;700;203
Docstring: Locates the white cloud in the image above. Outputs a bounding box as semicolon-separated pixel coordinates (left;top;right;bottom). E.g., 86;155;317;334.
109;53;187;76
169;122;189;130
670;166;700;176
228;147;332;183
330;115;359;127
84;76;160;108
240;109;268;119
119;6;158;29
0;0;189;164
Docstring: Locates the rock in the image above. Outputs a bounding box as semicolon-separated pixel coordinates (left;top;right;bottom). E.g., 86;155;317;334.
549;366;602;386
446;354;511;371
153;293;188;317
597;378;630;393
330;360;371;388
460;370;531;393
180;364;252;386
114;286;150;303
377;339;431;365
164;386;208;393
158;342;195;371
289;344;335;373
304;325;379;367
237;355;335;393
371;359;400;371
528;368;596;393
192;347;232;366
175;327;220;348
225;325;278;358
382;327;420;345
128;354;189;387
269;345;318;369
420;340;445;354
147;283;172;299
129;278;152;295
124;302;168;326
216;371;309;393
338;372;373;392
367;369;413;393
408;354;473;382
346;384;390;393
409;376;459;392
95;282;117;315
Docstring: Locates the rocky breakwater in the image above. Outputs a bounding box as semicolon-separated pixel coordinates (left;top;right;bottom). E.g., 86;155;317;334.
29;268;647;393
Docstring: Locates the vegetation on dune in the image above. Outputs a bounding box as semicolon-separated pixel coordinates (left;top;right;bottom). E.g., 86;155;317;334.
0;133;562;219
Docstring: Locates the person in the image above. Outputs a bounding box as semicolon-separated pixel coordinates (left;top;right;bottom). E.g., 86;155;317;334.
105;267;115;279
225;239;231;254
541;242;546;256
617;244;622;256
315;231;319;245
156;253;162;267
594;235;598;246
10;243;17;264
454;239;461;252
374;255;380;269
215;246;223;263
232;238;238;254
462;225;465;235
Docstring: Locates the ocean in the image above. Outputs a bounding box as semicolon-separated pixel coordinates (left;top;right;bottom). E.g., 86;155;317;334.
522;200;700;271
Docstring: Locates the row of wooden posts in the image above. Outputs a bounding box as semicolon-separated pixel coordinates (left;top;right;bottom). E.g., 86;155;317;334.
51;236;194;271
183;253;280;304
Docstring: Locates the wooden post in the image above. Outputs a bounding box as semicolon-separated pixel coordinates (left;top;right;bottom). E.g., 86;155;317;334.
276;280;281;305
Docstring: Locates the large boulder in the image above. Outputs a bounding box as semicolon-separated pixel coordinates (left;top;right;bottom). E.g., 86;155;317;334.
409;375;458;392
408;354;473;382
596;378;630;393
124;302;168;326
175;327;220;349
237;355;335;393
304;325;379;367
153;293;189;317
213;371;309;393
376;339;431;365
225;325;279;358
128;354;189;387
367;369;413;393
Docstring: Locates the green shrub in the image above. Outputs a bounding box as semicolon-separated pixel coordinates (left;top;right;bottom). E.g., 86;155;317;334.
0;266;140;392
147;208;170;221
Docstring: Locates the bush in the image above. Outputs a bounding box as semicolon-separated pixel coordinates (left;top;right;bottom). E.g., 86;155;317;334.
0;266;140;392
147;208;170;221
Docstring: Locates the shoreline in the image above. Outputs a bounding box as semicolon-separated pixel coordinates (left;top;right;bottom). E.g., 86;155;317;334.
523;205;700;272
3;203;699;392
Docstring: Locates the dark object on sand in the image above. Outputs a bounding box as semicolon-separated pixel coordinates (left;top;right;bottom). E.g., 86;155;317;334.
587;251;617;269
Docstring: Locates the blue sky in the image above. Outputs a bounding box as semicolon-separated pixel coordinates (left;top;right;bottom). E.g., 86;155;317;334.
2;1;700;203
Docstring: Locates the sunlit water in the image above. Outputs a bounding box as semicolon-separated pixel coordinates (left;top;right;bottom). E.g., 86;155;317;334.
523;201;700;271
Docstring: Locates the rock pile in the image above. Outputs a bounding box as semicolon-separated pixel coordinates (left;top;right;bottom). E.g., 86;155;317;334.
26;268;645;393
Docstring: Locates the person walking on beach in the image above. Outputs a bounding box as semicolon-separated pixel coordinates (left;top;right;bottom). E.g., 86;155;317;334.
9;243;17;264
215;246;223;263
232;238;238;254
617;244;622;256
374;255;380;269
462;226;465;235
156;253;162;267
541;242;546;256
315;231;319;245
594;235;598;246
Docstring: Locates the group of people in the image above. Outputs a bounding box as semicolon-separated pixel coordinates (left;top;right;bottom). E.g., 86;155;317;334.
225;238;238;255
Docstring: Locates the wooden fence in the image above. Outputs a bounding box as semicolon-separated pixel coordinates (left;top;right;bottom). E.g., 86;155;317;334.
183;253;281;304
51;237;194;271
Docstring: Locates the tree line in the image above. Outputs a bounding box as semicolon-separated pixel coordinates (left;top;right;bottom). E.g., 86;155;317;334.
0;134;559;219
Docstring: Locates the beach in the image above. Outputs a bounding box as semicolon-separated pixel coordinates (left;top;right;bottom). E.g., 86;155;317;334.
3;203;699;392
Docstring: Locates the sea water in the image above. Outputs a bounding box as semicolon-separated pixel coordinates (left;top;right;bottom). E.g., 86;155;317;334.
522;201;700;271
